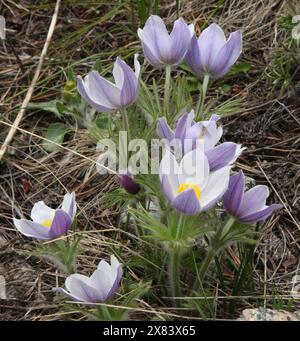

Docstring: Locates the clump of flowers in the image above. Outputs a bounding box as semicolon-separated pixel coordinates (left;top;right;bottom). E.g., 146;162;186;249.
12;14;282;320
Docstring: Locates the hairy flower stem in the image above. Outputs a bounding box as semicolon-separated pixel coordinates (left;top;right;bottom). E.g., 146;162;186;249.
98;305;113;320
168;214;185;307
164;65;172;117
120;108;131;141
169;248;180;307
196;73;210;119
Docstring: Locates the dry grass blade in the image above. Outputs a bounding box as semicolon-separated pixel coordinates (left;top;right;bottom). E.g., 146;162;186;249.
0;0;61;160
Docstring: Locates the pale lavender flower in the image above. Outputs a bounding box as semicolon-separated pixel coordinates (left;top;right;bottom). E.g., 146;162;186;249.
77;54;140;112
159;149;231;215
54;255;122;304
185;23;242;79
13;192;76;241
157;110;244;171
223;171;282;223
118;172;141;195
138;15;194;68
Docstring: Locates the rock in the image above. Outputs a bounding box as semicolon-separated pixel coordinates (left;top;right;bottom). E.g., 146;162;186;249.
238;307;300;321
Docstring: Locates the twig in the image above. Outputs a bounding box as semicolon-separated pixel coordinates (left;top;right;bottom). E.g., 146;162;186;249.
0;0;61;161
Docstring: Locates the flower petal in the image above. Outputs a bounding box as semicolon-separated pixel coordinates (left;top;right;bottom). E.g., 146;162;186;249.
91;255;122;301
185;35;204;78
198;23;226;71
201;120;221;150
172;188;201;215
77;75;115;112
209;114;220;122
53;287;86;302
112;57;124;89
116;57;139;107
30;201;55;224
223;171;244;216
240;204;282;224
134;53;141;78
185;122;203;141
13;218;51;240
169;17;193;65
206;142;237;171
140;41;164;68
89;260;114;301
178;149;209;188
110;255;123;283
161;174;176;202
229;144;246;164
239;185;270;217
200;166;231;209
61;192;76;221
49;209;72;239
138;15;171;63
175;112;193;140
88;71;121;108
106;256;123;301
65;274;103;303
159;149;179;186
157;117;175;141
210;30;242;79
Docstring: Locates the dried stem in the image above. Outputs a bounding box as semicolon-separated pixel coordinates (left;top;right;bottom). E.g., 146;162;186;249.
0;0;61;161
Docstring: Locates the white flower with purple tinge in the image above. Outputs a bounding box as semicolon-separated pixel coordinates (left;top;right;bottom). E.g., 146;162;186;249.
54;255;122;304
157;110;245;171
13;192;76;241
223;171;282;223
185;23;242;79
159;148;231;215
138;15;194;68
77;55;140;112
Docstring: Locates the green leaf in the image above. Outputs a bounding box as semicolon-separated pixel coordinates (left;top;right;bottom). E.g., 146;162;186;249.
228;62;251;76
92;60;103;73
66;67;76;82
129;206;172;242
34;235;82;274
43;123;72;152
28;100;62;117
88;114;112;141
212;97;244;118
217;83;232;94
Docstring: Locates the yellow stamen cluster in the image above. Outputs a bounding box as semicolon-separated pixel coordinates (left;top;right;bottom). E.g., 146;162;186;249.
177;182;202;199
42;219;53;228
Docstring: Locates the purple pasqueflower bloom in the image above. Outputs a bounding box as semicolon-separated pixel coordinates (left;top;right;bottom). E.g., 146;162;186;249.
77;54;140;112
223;171;282;223
159;148;231;215
54;255;122;304
185;23;242;79
118;172;141;195
157;110;245;171
138;15;194;68
13;192;76;241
